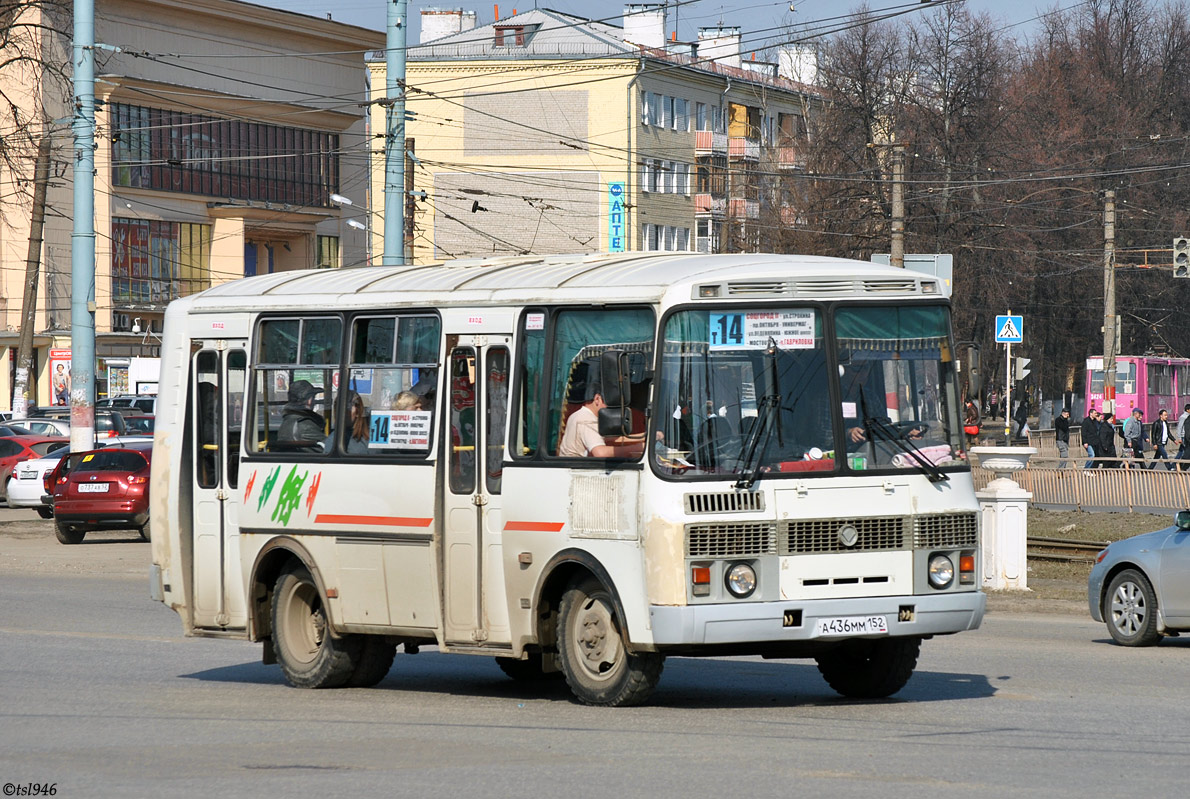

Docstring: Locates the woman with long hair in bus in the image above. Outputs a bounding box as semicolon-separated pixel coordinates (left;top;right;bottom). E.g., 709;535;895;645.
346;392;371;455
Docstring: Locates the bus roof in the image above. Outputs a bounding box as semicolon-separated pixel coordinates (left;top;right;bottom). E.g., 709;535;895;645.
188;252;942;309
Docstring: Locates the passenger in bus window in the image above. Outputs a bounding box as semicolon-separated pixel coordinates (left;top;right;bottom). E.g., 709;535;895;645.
278;379;325;451
345;392;371;455
559;381;645;459
393;391;423;410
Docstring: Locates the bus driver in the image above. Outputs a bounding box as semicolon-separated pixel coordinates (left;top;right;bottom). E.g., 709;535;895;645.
559;381;646;459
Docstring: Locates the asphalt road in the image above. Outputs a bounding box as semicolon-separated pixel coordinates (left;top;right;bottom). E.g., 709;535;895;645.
2;507;1189;798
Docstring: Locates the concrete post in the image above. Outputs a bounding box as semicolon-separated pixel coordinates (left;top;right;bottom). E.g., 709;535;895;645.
971;447;1035;591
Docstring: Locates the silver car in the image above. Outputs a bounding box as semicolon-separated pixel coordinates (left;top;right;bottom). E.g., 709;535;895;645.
1088;511;1190;645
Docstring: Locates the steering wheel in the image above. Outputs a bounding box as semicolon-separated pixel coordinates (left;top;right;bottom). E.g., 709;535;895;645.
689;433;744;469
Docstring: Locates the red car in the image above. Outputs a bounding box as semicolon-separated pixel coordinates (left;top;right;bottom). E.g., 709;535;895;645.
0;435;69;501
51;441;153;545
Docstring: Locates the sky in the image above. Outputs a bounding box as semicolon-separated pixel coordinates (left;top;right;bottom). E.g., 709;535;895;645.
246;0;1085;45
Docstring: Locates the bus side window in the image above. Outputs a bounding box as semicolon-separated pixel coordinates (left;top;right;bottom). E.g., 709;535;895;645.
513;309;546;459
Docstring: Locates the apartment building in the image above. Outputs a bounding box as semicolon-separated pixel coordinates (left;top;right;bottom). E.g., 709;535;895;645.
0;0;381;407
370;4;819;264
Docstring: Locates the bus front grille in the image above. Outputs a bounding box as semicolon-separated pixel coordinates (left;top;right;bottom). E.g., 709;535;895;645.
686;522;778;557
781;517;909;554
913;512;979;549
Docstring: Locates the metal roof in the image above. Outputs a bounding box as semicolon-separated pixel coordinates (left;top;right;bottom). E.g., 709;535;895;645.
408;9;633;60
190;252;933;309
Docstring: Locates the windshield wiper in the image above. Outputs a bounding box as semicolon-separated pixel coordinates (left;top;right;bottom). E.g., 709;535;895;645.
735;338;784;490
858;393;949;483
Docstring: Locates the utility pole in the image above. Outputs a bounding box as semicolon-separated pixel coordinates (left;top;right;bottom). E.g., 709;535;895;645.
1102;189;1116;415
383;0;408;266
70;0;97;450
12;137;52;420
890;143;905;268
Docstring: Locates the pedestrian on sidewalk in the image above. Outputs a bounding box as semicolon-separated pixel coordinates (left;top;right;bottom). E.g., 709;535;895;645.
1055;407;1071;466
1123;408;1146;464
1150;408;1177;470
1176;403;1190;469
1098;412;1119;468
1082;408;1099;468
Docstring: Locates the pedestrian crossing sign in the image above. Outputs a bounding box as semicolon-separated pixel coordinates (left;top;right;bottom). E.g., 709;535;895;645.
995;314;1023;343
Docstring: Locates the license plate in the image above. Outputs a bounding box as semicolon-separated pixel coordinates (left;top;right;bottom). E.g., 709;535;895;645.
77;483;109;493
18;469;37;479
813;615;889;637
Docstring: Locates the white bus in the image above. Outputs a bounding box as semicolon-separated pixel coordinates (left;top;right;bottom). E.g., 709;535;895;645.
150;252;985;706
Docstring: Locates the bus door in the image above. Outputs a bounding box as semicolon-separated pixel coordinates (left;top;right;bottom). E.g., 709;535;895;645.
190;342;249;630
442;337;512;646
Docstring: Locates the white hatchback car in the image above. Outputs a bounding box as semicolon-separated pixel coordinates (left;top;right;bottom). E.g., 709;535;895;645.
7;448;69;518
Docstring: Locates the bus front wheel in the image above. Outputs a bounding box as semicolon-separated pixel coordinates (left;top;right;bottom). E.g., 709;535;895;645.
272;565;362;688
556;576;663;706
814;637;920;699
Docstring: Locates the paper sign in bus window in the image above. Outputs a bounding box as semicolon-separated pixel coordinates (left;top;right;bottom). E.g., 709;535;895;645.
708;310;816;350
369;410;432;449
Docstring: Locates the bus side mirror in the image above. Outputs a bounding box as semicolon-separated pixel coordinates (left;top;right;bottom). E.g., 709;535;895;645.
600;349;630;408
598;407;632;438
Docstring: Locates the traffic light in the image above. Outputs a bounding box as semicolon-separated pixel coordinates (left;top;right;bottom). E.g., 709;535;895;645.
1015;357;1032;382
1175;237;1190;278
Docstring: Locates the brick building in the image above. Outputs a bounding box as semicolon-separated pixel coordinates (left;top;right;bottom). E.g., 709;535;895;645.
369;4;820;263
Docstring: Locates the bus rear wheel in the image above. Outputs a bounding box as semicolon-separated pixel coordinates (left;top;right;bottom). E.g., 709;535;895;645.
272;565;361;688
556;576;663;706
814;637;920;699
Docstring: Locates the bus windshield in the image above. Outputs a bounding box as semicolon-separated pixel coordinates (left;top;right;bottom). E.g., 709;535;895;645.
652;305;966;479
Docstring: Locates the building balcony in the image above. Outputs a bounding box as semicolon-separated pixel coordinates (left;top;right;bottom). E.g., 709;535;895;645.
694;193;726;214
776;145;806;170
728;137;760;160
694;130;728;154
728;197;760;219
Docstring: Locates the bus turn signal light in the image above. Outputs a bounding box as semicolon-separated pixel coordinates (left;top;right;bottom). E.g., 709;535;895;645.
959;553;975;585
692;565;711;597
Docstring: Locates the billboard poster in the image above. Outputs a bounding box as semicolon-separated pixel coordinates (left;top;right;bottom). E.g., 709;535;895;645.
49;348;71;406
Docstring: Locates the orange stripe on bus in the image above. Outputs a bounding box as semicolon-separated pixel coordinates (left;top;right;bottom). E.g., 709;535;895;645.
314;514;433;527
504;521;565;532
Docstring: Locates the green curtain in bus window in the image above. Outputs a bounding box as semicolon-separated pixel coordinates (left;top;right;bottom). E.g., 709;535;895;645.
301;318;341;365
258;319;298;363
517;319;546;457
835;306;948;361
547;308;655;455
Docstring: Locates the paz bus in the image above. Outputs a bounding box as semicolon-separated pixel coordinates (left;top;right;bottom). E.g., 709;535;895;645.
149;252;985;706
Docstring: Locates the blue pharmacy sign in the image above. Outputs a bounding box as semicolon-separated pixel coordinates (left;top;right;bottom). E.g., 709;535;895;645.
608;182;626;252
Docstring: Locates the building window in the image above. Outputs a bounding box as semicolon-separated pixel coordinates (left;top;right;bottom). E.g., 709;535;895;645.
674;98;688;131
316;236;340;269
660;95;672;128
111;218;211;305
493;25;525;46
648;92;660;126
650;159;662;193
110;102;339;207
640;90;649;125
696;102;708;131
641;160;651;192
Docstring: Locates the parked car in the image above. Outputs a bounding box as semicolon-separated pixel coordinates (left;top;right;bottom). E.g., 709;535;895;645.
0;435;70;501
97;395;157;415
1088;510;1190;645
0;424;34;436
14;418;71;437
120;415;155;435
28;407;129;439
50;441;153;544
7;448;70;518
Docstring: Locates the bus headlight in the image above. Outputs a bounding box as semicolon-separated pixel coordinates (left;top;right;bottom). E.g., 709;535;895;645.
928;554;955;589
725;562;757;598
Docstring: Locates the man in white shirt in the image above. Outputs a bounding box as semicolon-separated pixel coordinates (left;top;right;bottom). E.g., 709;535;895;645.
559;384;645;458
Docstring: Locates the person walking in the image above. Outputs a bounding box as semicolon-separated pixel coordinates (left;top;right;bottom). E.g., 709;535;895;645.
1176;403;1190;470
1150;408;1177;470
1081;408;1100;468
1013;398;1030;442
1097;412;1118;468
1122;408;1146;465
987;386;1000;420
1055;407;1071;466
